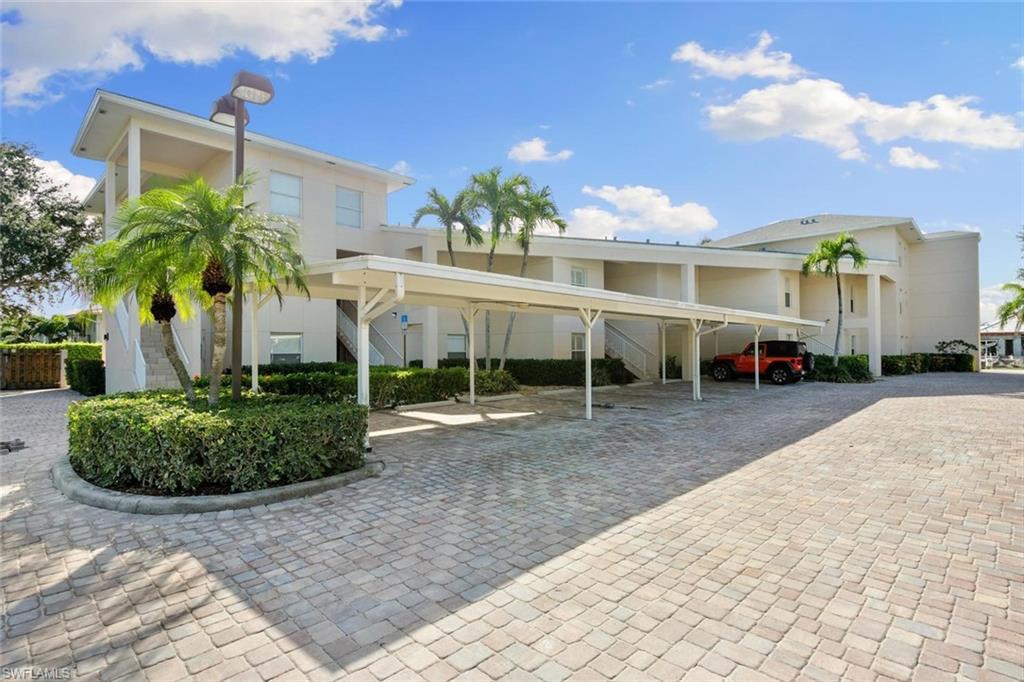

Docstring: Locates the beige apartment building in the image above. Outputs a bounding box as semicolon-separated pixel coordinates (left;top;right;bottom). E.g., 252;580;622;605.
72;91;981;393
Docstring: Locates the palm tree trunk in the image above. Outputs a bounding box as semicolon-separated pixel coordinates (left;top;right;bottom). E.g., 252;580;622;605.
159;320;195;402
499;246;530;370
484;247;496;370
448;236;470;339
833;273;843;367
209;293;228;406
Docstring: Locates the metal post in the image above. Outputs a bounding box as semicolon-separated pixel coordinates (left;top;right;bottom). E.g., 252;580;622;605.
584;309;593;420
754;325;762;391
250;290;259;393
231;99;247;401
660;322;667;385
467;307;476;406
357;286;370;408
692;320;703;401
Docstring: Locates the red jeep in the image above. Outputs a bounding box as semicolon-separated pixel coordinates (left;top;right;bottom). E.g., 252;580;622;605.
710;340;814;385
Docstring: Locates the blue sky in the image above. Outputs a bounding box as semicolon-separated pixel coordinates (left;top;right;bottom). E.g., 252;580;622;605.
2;2;1022;320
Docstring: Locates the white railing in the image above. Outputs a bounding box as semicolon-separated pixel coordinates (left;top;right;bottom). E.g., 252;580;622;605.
114;299;131;350
336;304;385;365
341;300;402;365
800;334;835;356
133;338;146;390
171;324;190;367
605;322;655;378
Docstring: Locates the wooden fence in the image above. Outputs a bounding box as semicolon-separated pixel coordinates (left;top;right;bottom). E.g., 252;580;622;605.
0;349;64;389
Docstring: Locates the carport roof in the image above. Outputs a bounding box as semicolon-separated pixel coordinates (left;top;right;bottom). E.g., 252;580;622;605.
297;256;825;330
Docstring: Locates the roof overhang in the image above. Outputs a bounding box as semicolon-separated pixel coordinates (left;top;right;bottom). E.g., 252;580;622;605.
71;90;415;193
287;256;825;330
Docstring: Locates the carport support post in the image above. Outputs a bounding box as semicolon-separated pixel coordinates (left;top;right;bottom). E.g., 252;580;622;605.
357;286;370;409
692;320;704;401
754;324;762;391
464;306;478;405
578;308;602;420
659;322;667;385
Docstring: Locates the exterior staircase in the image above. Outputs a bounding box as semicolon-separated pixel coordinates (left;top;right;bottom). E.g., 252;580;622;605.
140;325;180;389
604;322;658;379
336;301;403;366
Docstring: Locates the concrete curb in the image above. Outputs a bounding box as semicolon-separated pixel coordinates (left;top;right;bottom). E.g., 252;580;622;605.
52;458;384;515
469;393;523;404
395;399;456;411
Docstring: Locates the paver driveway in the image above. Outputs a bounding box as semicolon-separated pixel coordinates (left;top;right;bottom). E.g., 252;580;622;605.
1;373;1022;681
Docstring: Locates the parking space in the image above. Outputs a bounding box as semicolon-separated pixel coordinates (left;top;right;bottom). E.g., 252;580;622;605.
2;372;1022;680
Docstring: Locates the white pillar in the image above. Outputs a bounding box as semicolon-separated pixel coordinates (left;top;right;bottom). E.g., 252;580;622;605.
467;308;476;405
681;263;697;303
250;292;259;393
660;322;666;385
584;311;593;420
104;159;117;237
691;321;702;401
127;121;141;200
867;274;882;377
357;286;370;408
422;306;439;369
754;325;762;391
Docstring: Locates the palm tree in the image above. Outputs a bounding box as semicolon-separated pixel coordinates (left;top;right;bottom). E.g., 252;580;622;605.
801;232;868;366
464;167;529;369
499;185;566;369
997;282;1024;331
411;188;484;268
115;175;309;405
74;239;206;401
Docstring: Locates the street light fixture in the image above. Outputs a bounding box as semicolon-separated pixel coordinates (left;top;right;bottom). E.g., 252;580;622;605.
210;70;274;401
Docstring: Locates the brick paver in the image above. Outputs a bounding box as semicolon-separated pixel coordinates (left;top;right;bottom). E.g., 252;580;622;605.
1;372;1022;680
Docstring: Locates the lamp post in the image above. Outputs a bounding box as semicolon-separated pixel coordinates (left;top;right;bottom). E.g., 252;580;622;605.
210;71;274;400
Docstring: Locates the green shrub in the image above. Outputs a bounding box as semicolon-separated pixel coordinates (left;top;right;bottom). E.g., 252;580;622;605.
475;370;519;395
67;358;105;395
811;355;873;383
258;367;472;408
68;392;366;494
427;357;629;386
929;353;973;372
237;361;359;376
658;355;683;380
0;342;101;359
910;353;930;373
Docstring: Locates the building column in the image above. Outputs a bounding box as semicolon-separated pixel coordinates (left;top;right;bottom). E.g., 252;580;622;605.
127;121;141;200
867;273;882;377
681;263;697;303
421;245;439;368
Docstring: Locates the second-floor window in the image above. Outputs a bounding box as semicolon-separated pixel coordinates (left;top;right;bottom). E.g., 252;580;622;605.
336;186;363;228
270;172;302;217
784;277;792;308
571;267;587;287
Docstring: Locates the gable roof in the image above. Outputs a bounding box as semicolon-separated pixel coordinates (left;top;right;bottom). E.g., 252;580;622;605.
708;214;920;248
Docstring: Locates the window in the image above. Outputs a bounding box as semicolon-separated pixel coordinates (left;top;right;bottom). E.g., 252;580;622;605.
784;277;792;308
570;267;587;287
570;332;586;361
336;186;363;228
270;172;302;217
850;335;856;356
849;296;855;314
270;333;302;364
446;334;467;360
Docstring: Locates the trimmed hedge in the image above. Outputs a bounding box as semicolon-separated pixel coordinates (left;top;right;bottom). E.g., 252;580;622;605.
67;358;105;396
68;392;366;495
0;342;101;362
257;367;518;407
810;355;873;383
882;353;974;375
416;358;632;386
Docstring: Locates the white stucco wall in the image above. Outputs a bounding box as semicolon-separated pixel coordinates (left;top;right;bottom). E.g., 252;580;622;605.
908;235;980;359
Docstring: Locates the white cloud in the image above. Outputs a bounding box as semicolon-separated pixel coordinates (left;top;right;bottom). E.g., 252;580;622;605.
625;99;636;108
1;1;402;108
389;159;412;175
566;185;717;239
672;31;806;81
862;95;1024;149
34;158;95;201
507;137;573;163
980;283;1016;328
641;78;672;90
1012;57;1024;70
888;146;941;170
706;77;1024;161
707;78;867;160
